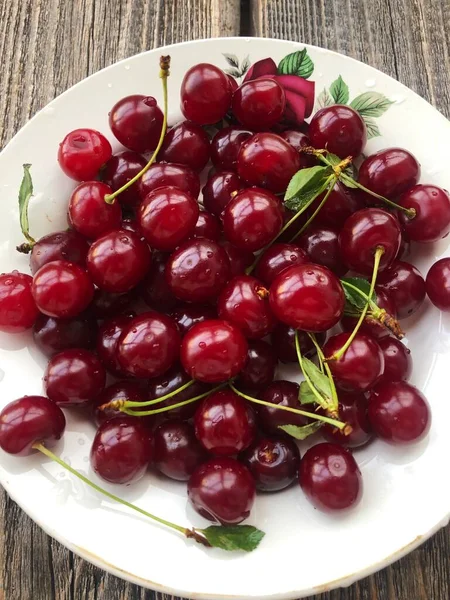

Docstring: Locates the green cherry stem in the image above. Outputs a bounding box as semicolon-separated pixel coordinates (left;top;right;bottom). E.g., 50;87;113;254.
104;55;170;205
289;179;337;242
100;379;195;412
306;332;339;412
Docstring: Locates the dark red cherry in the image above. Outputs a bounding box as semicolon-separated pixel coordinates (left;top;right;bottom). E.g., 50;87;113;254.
139;252;179;313
101;150;147;207
171;304;217;337
341;288;397;340
258;380;312;434
299;443;362;511
109;94;163;152
58;128;112;181
0;272;38;333
322;393;373;448
270;325;326;364
269;264;345;332
139;162;200;201
358;148;421;199
159;122;210;172
91;417;153;484
32;261;94;319
166;239;230;303
255;243;308;286
138;186;199;251
241;436;300;492
117;312;181;379
227;74;239;92
397;232;411;261
181;319;248;383
377;260;426;319
310;182;365;229
232;78;286;130
33;312;97;356
298;225;348;276
309;105;367;158
0;396;65;455
68;181;122;239
280;130;316;168
220;241;254;277
90;288;136;319
398;184;450;243
426;258;450;312
323;332;384;392
368;381;430;444
377;338;412;384
202;171;243;217
191;211;221;241
211;127;252;171
30;230;89;275
91;380;150;427
154;420;207;480
236;339;277;391
180;63;232;125
44;349;106;406
188;457;255;524
96;314;135;377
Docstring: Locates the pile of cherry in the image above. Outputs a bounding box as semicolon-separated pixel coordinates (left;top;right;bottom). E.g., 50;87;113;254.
1;57;450;551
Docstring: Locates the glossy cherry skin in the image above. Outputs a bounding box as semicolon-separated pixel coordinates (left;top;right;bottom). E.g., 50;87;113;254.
0;396;66;455
181;319;248;383
138;186;199;251
255;243;308;286
159;122;210;172
139;252;179;313
192;211;221;241
154;420;207;480
377;260;426;319
117;312;181;379
96;314;135;377
426;258;450;311
269;264;345;332
398;184;450;243
237;132;301;193
341;288;397;340
270;325;326;364
223;188;284;251
91;417;153;484
180;63;232;125
339;208;401;275
139;162;200;200
58;128;112;181
298;225;347;277
188;457;255;524
323;332;384;392
280;130;315;168
101;150;147;207
322;393;373;448
368;381;430;444
90;288;136;319
220;241;254;277
258;380;312;433
86;229;151;293
33;312;97;356
68;181;122;239
194;390;256;455
202;171;243;217
358;148;421;199
92;380;149;426
311;182;365;229
30;230;89;275
241;436;300;492
377;337;412;385
32;261;94;319
171;305;217;337
166;239;230;303
232;78;286;130
0;272;38;333
299;443;362;511
236;339;277;391
109;94;163;152
309;105;367;158
211;127;252;171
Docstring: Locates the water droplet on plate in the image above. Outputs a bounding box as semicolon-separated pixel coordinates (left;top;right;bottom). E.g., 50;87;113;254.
107;83;113;88
365;79;376;88
390;94;405;105
124;65;131;70
83;456;89;462
317;72;323;78
78;438;85;446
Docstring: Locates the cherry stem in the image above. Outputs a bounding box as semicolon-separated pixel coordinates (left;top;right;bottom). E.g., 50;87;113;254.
104;56;171;204
229;383;346;430
100;379;195;412
306;332;339;412
289;178;337;242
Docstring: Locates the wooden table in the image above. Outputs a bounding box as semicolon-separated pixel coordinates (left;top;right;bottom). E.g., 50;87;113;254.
1;1;449;598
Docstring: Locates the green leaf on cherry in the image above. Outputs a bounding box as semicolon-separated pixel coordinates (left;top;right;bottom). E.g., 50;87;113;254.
317;87;334;108
284;165;333;212
18;164;35;245
278;422;322;440
299;381;319;404
340;173;359;188
341;276;376;311
362;116;381;139
200;525;265;552
278;48;314;79
301;356;332;401
329;75;349;104
350;92;394;118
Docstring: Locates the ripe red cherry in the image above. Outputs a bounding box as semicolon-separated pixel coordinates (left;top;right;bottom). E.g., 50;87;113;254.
44;349;106;406
309;105;367;158
32;261;94;318
91;417;153;484
269;264;345;332
368;381;430;444
191;211;221;241
223;188;283;251
139;162;200;200
202;171;243;217
0;396;65;455
33;312;96;357
30;230;89;275
241;436;300;492
181;319;248;383
159;122;210;171
232;78;286;130
398;184;450;243
299;443;362;511
323;332;384;392
341;288;397;340
90;288;136;319
377;260;426;319
101;150;147;207
154;420;207;481
68;181;122;239
86;229;151;293
220;241;254;277
255;243;308;286
358;148;421;199
280;130;316;168
180;63;232;125
96;314;135;377
211;127;252;171
109;94;163;152
138;186;199;251
171;305;217;337
194;389;256;455
322;393;373;448
426;258;450;311
139;252;179;313
270;325;326;364
0;272;38;333
236;339;277;391
166;239;230;303
298;225;348;277
339;208;401;275
259;380;312;433
237;132;301;193
58;128;112;181
218;275;275;339
188;457;255;524
311;182;365;229
92;380;148;426
117;312;181;379
377;337;412;384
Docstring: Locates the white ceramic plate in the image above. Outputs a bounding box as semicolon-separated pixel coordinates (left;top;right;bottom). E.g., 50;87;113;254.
1;37;450;600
